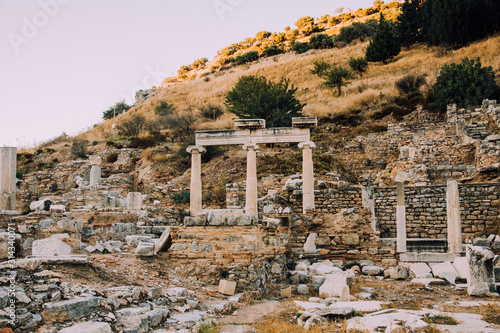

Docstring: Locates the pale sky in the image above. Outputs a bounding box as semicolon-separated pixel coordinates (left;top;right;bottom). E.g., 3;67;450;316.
0;0;375;147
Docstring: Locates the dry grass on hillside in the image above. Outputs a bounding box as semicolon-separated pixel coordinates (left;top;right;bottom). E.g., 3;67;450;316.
77;35;500;143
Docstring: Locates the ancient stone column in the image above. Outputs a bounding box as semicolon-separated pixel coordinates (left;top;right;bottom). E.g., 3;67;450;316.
447;180;462;253
0;147;17;211
298;141;316;214
187;146;205;216
243;144;259;217
396;181;406;253
467;245;495;296
89;156;102;187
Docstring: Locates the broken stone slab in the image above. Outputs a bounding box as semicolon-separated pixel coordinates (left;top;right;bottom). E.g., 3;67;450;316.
127;192;143;210
170;310;208;324
125;235;153;248
319;273;350;301
50;204;66;212
346;309;426;332
29;198;53;211
136;242;155;257
308;262;343;276
303;233;318;254
472;237;491;247
362;265;384;276
208;213;227;226
410;278;447;287
59;322;112;333
294;301;328;310
295;259;310;271
384;266;409;280
154;227;171;255
263;217;280;229
431;262;459;284
32;238;72;257
408;263;433;278
41;296;101;322
227;214;255;226
23;255;89;265
284;178;302;191
331;301;383;313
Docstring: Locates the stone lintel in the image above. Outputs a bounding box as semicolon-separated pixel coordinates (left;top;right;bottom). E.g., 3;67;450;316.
292;117;318;128
196;127;310;146
234;119;266;129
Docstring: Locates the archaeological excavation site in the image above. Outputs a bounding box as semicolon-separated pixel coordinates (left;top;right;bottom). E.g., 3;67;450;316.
0;99;500;333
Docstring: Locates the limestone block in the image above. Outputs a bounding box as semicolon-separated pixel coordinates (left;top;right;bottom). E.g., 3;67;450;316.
50;205;66;212
308;263;342;276
264;217;280;229
32;238;71;257
453;257;470;280
125;235;153;249
362;265;384;276
297;284;309;295
135;242;154;257
208;214;226;226
284;178;303;191
218;280;236;295
30;199;52;212
319;273;350;301
341;233;360;246
304;233;318;254
280;286;292;298
184;215;207;226
408;263;432;278
153;227;171;255
127;192;143;210
431;262;458;284
59;322;111;333
467;246;495;296
227;214;255;226
410;278;446;287
41;297;101;322
295;260;310;271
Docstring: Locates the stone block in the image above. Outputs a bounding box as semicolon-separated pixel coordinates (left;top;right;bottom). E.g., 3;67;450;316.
362;265;384;276
32;238;71;257
208;214;226;226
341;233;360;246
319;273;350;301
50;205;66;212
431;262;458;284
304;233;318;254
281;286;292;298
135;242;154;257
453;257;470;280
408;263;432;278
41;297;101;322
59;322;112;333
297;284;309;295
30;199;52;212
218;280;236;295
127;192;143;210
184;215;207;226
308;262;342;276
153;227;171;255
227;214;255;226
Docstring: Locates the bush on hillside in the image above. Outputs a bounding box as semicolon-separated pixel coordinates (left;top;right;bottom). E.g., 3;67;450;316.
234;51;259;65
333;20;378;44
117;114;151;137
309;33;334;49
348;57;369;77
155;101;175;116
261;45;283;57
225;75;305;127
200;104;224;120
102;100;131;120
285;29;299;40
395;74;427;95
292;42;310;54
431;57;498;110
177;65;192;75
295;16;314;28
255;31;271;40
313;62;352;97
302;25;322;36
192;58;208;69
70;141;88;159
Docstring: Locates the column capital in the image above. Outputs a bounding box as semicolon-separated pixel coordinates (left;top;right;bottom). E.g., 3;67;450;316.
242;143;259;151
186;146;205;154
89;156;102;166
298;141;316;149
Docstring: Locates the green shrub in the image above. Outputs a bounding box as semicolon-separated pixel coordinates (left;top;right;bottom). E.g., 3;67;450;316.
302;25;322;36
102;100;131;120
334;20;378;44
171;191;190;204
309;33;334;49
348;57;369;77
117;114;151;137
285;29;299;40
155;101;175;116
192;57;208;69
234;51;259;65
431;57;498;110
225;75;305;127
261;45;283;57
292;42;310;54
70;141;87;159
366;13;401;63
127;137;158;149
395;74;427;95
200;104;224;120
310;60;330;76
319;66;352;96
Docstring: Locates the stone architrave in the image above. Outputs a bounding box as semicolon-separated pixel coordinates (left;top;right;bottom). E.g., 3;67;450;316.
298;141;316;214
0;147;17;211
467;246;495;296
446;180;462;253
243;144;259;217
89;156;102;186
127;192;143;211
396;182;406;253
186;146;205;216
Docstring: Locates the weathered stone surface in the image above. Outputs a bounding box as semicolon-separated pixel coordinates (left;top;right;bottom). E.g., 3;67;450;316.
341;233;360;246
136;242;155;256
410;278;446;287
467;246;495;296
227;214;255;226
127;192;143;210
453;257;470;280
303;233;317;254
32;238;71;257
30;198;53;211
431;262;458;284
184;215;207;226
125;235;153;248
318;273;350;301
362;265;384;276
59;322;112;333
41;297;101;322
154;227;171;254
297;284;309;295
409;263;432;278
308;262;342;276
208;214;226;226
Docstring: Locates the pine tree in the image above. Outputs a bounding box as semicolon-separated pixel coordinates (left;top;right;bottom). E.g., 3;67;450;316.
365;13;401;63
397;0;425;47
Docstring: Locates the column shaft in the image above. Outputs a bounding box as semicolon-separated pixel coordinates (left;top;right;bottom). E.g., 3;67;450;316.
244;144;258;217
187;146;205;216
0;147;16;211
447;180;462;253
299;142;316;214
396;181;406;253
